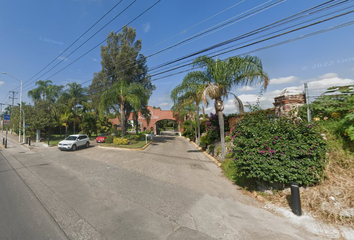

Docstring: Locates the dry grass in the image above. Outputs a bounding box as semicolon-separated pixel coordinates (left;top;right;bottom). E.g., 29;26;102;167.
260;133;354;228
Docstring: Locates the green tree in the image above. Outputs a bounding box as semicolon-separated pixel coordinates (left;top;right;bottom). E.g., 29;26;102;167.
195;55;268;160
95;25;154;136
62;82;87;134
100;81;145;137
27;80;53;101
171;71;206;145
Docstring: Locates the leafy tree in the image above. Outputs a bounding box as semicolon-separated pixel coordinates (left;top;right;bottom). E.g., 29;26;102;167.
194;55;268;160
60;111;73;137
26;100;56;135
28;80;53;101
96;116;113;134
100;81;145;137
95;25;154;136
79;112;96;137
62;82;87;134
171;71;206;145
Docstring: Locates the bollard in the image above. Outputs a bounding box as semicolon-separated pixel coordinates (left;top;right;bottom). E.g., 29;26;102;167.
291;182;302;216
29;138;31;146
5;139;7;148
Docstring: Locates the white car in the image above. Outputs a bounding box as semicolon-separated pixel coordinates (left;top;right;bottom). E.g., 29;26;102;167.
58;134;90;151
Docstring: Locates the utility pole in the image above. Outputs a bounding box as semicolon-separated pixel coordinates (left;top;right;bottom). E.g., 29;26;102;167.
304;83;311;123
0;103;6;132
9;91;17;114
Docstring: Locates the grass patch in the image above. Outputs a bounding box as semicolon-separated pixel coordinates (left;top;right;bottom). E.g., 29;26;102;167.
103;140;150;149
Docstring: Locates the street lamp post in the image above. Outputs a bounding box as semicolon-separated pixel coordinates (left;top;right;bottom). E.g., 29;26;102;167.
2;72;23;143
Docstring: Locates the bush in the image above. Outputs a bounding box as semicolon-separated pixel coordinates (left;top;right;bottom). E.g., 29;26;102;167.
113;137;129;145
230;111;327;186
105;135;114;144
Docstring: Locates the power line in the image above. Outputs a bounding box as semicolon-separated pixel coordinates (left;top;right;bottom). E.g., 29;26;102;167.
22;0;162;93
82;8;354;98
22;0;137;91
23;0;283;92
141;0;248;54
23;0;125;86
148;0;352;75
82;15;354;99
24;1;354;100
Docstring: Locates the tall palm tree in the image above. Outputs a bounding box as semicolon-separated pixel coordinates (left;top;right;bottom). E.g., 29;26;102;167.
28;80;53;101
194;55;269;160
63;82;87;134
60;111;73;137
171;71;206;145
100;81;145;137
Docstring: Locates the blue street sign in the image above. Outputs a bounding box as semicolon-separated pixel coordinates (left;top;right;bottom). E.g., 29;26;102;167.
4;115;10;120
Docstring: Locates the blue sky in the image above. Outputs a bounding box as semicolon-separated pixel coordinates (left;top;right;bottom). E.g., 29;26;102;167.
1;0;354;115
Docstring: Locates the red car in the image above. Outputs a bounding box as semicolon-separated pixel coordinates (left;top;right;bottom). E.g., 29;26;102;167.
96;133;109;143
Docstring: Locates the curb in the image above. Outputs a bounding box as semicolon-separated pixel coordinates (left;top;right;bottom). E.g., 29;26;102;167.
98;140;154;151
180;136;221;167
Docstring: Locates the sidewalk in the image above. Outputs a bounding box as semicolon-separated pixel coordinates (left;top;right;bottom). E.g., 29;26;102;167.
0;131;47;149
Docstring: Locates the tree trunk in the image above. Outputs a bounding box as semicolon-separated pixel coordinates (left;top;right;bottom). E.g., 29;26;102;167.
95;110;98;137
196;105;200;146
135;114;139;134
73;105;76;134
215;98;225;160
120;103;125;138
218;110;225;160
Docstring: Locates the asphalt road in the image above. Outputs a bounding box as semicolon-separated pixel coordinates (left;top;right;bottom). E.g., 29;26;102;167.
0;151;68;240
0;132;327;240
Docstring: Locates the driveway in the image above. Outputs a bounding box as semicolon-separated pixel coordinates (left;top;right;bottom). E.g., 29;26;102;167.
0;132;326;239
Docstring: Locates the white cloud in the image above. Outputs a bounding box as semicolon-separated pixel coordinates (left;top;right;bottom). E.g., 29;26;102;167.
0;81;4;86
93;58;98;62
143;23;150;33
305;74;354;96
57;56;68;61
237;86;255;91
270;76;297;85
318;73;338;79
159;102;170;107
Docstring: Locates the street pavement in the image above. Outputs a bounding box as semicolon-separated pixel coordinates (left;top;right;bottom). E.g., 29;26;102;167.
0;142;68;239
0;131;337;239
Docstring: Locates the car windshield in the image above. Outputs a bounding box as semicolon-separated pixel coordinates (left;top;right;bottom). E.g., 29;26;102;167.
65;136;77;141
99;133;107;137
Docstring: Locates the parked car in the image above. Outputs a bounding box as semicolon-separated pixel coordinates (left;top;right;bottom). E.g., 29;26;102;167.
96;133;109;143
58;134;90;151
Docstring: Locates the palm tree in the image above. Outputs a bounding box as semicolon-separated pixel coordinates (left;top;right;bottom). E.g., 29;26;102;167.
28;80;53;101
100;81;145;137
60;111;73;137
194;55;269;160
63;82;87;134
171;71;206;145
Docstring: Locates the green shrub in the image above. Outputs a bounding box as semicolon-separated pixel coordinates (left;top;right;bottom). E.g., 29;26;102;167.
105;135;114;144
231;111;327;186
113;137;129;145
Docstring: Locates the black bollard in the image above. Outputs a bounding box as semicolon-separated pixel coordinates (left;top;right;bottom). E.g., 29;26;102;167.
5;139;7;148
291;182;302;216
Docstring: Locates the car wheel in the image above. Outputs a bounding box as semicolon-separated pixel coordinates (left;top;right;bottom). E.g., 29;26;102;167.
85;142;90;148
72;144;77;151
